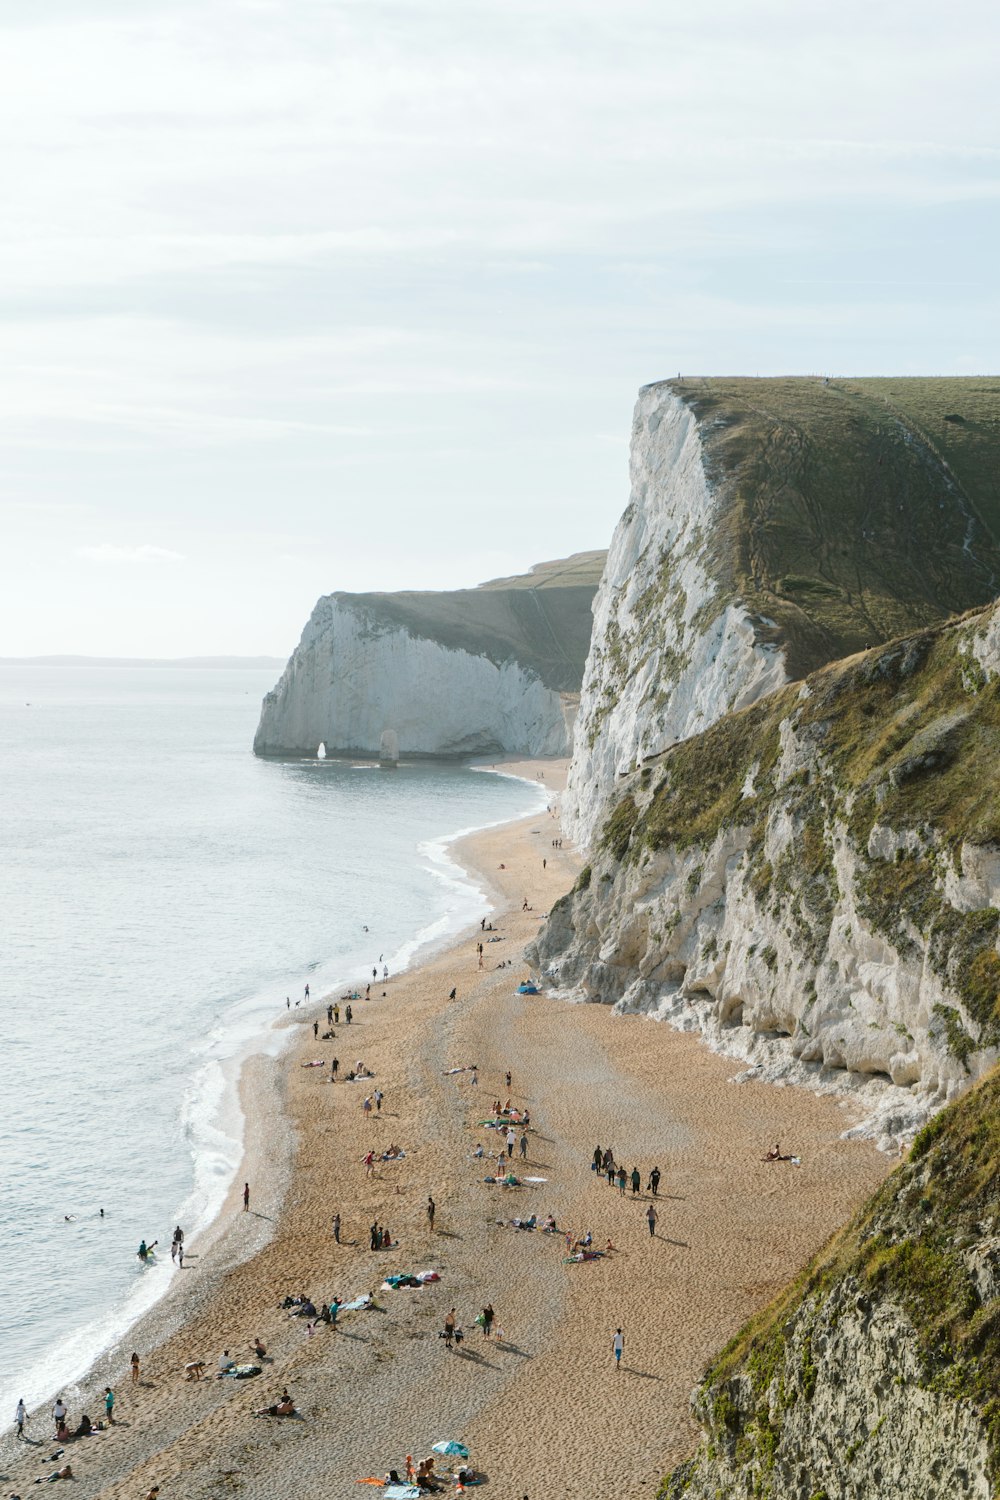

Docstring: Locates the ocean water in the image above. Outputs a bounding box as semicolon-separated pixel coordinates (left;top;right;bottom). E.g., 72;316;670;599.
0;667;545;1415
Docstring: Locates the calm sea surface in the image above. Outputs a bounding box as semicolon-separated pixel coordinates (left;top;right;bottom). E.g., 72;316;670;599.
0;667;544;1413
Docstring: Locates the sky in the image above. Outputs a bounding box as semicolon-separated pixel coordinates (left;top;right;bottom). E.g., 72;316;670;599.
1;0;998;657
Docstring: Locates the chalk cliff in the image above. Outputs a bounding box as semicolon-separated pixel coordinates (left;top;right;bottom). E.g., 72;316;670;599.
662;1067;1000;1500
565;377;1000;844
532;599;1000;1146
254;552;605;758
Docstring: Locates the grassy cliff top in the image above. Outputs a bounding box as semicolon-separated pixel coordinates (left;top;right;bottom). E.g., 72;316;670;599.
328;551;607;693
656;375;1000;678
683;1062;1000;1487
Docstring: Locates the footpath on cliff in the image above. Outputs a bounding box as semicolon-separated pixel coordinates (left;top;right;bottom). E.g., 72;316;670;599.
1;759;891;1500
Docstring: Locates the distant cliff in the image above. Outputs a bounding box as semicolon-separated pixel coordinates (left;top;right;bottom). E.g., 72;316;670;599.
253;552;605;758
565;377;1000;845
662;1066;1000;1500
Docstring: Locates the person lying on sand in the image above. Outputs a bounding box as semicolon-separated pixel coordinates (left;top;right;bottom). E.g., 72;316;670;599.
252;1397;296;1417
762;1144;796;1162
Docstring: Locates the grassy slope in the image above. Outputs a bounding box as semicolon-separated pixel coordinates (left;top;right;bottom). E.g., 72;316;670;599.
331;552;607;694
663;376;1000;677
665;1064;1000;1492
600;601;1000;1053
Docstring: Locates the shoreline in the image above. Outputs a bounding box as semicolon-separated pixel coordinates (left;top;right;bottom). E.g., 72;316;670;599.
1;759;892;1500
1;758;547;1430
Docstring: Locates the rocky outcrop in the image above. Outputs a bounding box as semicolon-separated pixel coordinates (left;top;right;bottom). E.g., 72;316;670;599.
254;553;604;758
662;1068;1000;1498
532;602;1000;1146
565;376;1000;845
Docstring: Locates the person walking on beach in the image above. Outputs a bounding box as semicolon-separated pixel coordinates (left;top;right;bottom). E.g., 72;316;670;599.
363;1095;372;1119
15;1398;28;1437
243;1182;250;1212
331;1056;339;1079
364;1150;375;1177
52;1397;67;1434
506;1127;516;1158
519;1131;528;1160
313;1020;319;1039
646;1204;658;1237
333;1004;340;1024
648;1166;661;1196
444;1307;456;1348
104;1388;115;1424
613;1328;625;1369
327;1004;333;1023
481;1303;495;1338
374;1088;383;1113
346;1005;353;1025
131;1351;140;1384
631;1166;641;1196
617;1165;627;1196
369;1220;380;1250
332;1212;341;1244
427;1196;436;1231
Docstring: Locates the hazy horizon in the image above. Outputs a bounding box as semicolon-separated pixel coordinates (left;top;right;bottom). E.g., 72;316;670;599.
2;0;998;657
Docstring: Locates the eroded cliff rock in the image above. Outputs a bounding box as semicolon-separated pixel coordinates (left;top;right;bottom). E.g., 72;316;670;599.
254;552;604;758
532;601;1000;1146
565;376;1000;844
662;1068;1000;1499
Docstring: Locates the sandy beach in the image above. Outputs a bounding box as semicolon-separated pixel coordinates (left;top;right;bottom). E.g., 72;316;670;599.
1;758;891;1500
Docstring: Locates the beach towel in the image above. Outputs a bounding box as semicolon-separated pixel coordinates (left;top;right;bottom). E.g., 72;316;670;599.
416;1269;440;1282
300;1060;325;1067
340;1294;373;1312
383;1487;421;1499
219;1363;262;1378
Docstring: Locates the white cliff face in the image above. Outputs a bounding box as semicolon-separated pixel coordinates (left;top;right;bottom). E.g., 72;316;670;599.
534;810;998;1150
564;386;787;845
255;597;575;757
533;605;1000;1148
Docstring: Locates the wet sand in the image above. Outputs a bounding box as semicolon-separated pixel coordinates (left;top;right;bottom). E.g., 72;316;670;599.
0;758;891;1500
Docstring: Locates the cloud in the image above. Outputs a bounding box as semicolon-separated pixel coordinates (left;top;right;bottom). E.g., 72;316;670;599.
78;543;184;564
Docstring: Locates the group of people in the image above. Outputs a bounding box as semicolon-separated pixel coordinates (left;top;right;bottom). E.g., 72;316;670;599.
383;1453;467;1492
18;1390;116;1443
593;1146;662;1199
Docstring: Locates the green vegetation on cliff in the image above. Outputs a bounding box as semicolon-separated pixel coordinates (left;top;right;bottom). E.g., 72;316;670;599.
663;1065;1000;1496
596;601;1000;1059
661;375;1000;678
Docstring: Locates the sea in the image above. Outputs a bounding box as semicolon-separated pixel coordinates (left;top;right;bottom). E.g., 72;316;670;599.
0;666;546;1417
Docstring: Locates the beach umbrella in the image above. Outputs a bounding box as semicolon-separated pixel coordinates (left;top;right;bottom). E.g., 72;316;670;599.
431;1440;469;1459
